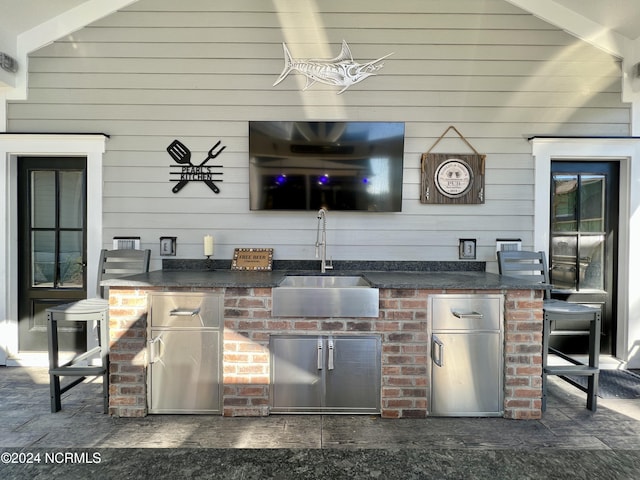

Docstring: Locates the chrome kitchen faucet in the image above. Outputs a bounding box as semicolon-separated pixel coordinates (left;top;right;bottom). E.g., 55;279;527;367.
315;208;333;273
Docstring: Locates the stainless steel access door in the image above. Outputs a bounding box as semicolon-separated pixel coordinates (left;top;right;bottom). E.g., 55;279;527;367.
431;332;502;416
148;329;220;413
324;336;381;413
270;335;381;414
270;335;323;411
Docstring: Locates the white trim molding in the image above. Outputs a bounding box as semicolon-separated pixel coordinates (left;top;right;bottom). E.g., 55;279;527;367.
0;133;107;365
531;136;640;368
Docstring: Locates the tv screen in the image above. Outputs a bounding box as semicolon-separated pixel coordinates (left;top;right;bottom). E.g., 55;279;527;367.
249;121;405;211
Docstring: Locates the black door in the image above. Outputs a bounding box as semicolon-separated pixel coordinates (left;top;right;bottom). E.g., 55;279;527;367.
550;161;619;355
18;157;88;353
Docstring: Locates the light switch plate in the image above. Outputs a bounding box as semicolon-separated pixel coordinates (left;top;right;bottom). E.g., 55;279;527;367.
459;239;476;259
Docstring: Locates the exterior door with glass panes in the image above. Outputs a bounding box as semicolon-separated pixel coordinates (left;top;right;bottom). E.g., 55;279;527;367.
18;157;87;353
550;161;619;355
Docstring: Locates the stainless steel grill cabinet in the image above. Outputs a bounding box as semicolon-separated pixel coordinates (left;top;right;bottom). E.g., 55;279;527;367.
429;294;504;416
147;292;222;414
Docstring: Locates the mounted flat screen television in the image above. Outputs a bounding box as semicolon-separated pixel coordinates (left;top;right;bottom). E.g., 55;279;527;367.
249;121;405;211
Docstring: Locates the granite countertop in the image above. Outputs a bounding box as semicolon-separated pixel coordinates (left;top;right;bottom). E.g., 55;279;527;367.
103;268;548;291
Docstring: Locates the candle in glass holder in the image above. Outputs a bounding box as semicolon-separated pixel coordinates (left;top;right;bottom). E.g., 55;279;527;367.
204;235;214;257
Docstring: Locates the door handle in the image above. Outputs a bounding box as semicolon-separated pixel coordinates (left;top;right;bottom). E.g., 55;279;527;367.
432;335;444;367
148;335;163;364
328;338;334;370
317;338;323;370
451;310;484;319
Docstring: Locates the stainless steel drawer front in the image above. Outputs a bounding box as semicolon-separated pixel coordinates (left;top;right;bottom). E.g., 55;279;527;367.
431;294;502;331
149;292;221;328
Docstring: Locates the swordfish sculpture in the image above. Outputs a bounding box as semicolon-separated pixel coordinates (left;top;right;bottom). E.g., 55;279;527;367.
273;40;393;94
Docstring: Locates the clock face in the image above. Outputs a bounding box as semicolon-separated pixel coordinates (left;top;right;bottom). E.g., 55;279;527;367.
434;159;473;198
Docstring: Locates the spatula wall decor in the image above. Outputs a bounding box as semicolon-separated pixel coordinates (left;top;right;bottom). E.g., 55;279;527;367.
168;139;226;194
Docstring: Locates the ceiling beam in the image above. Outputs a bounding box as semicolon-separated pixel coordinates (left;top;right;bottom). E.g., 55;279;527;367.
7;0;139;100
504;0;629;58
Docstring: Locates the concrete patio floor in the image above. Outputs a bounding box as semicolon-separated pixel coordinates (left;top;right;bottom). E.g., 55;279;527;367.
1;366;640;479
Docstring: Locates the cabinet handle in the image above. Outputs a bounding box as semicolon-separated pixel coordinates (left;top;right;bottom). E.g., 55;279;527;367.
328;338;334;370
169;308;200;317
317;338;323;370
451;309;483;319
432;335;444;367
149;335;163;363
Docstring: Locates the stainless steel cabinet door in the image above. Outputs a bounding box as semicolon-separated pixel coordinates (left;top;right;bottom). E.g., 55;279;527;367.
324;336;381;413
270;336;323;412
431;332;502;416
270;335;381;414
148;330;221;413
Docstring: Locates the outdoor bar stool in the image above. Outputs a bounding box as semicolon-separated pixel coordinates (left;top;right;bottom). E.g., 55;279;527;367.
47;248;150;413
497;250;601;412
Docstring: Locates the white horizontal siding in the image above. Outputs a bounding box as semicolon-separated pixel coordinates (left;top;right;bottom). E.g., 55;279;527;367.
7;0;628;269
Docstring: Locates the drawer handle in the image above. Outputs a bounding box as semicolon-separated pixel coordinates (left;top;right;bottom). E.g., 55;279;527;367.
169;308;200;317
451;310;483;319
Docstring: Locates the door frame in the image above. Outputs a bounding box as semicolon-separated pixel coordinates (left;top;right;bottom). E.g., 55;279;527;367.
531;137;640;368
0;134;108;366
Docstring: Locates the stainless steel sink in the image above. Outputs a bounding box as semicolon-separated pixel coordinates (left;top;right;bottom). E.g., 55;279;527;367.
272;275;379;318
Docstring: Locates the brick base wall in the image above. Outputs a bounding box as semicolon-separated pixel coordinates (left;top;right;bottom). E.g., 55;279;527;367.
108;286;543;419
504;289;544;419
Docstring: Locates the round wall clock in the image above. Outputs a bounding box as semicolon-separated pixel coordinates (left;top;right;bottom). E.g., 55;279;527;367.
434;158;474;198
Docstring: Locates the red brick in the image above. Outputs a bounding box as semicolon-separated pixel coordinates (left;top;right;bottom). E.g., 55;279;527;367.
381;409;400;419
224;397;250;406
294;321;319;330
386;399;413;408
237;386;267;396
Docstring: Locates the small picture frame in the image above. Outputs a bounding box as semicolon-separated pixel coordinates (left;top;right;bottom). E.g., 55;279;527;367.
160;236;177;256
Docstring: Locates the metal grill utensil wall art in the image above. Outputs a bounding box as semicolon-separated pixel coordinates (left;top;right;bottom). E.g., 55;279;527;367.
168;139;226;194
420;126;486;205
273;40;393;94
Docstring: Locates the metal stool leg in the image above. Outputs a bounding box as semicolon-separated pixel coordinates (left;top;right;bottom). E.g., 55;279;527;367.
99;316;109;414
47;313;62;413
541;313;550;412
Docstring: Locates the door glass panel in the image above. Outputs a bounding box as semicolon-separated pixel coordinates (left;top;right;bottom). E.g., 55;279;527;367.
59;230;83;287
550;235;577;289
580;235;605;290
59;171;83;228
552;175;578;231
580;175;605;232
32;230;55;287
31;171;55;228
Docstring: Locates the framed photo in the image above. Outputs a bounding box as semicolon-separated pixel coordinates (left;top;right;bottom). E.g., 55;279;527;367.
159;236;177;256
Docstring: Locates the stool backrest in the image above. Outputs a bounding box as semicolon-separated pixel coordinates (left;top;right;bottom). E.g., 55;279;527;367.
97;249;151;297
497;250;551;299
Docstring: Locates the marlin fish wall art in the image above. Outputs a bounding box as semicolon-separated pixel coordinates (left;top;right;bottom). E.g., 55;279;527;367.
273;40;393;94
